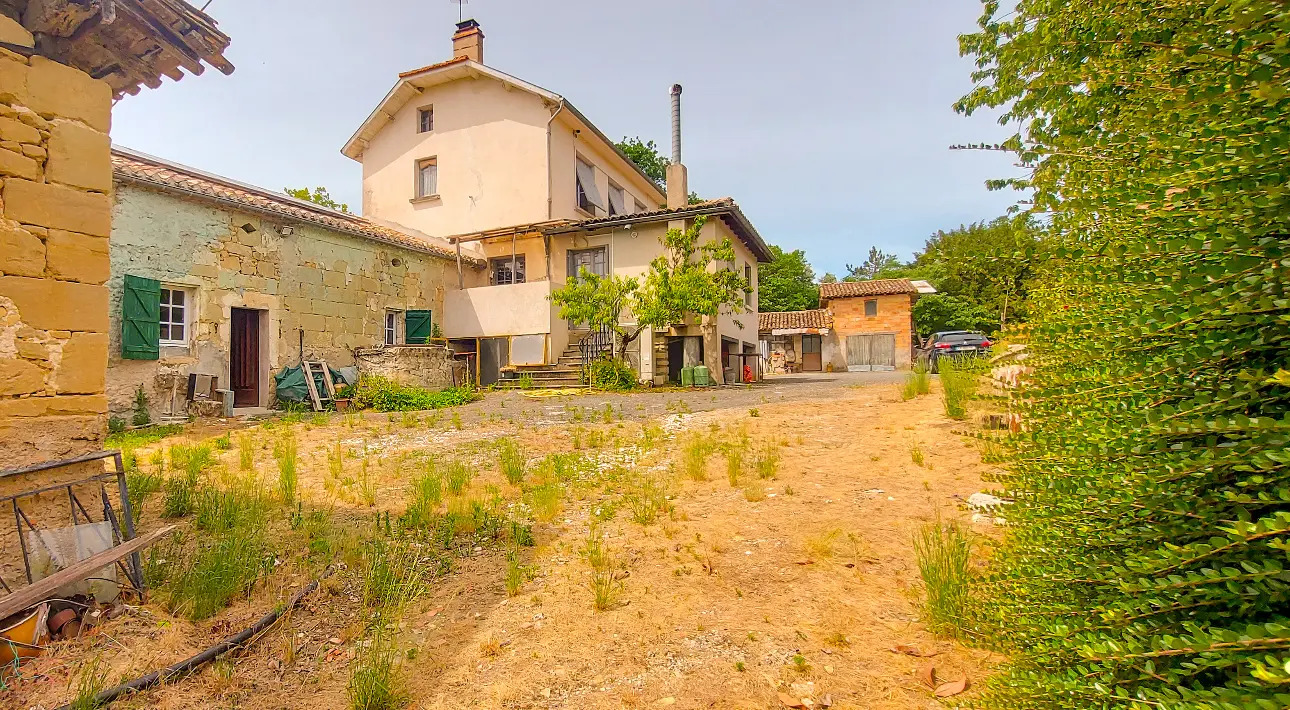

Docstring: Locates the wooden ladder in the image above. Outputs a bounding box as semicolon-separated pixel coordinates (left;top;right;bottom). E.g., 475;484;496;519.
301;360;337;412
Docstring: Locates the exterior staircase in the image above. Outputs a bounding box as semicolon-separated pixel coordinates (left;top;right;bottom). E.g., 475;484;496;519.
495;337;588;390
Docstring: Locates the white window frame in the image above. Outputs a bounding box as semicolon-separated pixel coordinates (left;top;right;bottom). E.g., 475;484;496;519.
385;310;402;345
415;157;438;199
159;285;193;347
417;106;433;133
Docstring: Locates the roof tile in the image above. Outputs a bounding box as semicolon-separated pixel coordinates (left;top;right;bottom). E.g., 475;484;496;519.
112;148;480;265
758;309;834;332
818;279;918;300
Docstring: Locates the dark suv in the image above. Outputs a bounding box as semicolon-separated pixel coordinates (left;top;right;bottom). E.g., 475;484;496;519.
918;331;992;373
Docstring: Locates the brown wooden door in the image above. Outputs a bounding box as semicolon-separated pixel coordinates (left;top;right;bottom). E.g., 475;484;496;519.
801;334;822;372
230;308;260;407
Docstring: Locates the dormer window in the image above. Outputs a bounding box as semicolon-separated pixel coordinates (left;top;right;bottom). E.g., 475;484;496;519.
418;107;433;133
607;182;625;217
575;157;602;214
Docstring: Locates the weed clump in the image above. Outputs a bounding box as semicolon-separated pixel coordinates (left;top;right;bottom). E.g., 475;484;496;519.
938;356;982;420
913;518;972;637
351;375;478;412
497;438;526;485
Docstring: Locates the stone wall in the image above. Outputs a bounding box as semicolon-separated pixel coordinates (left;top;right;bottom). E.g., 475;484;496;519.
354;345;464;390
108;183;460;419
828;293;918;369
0;24;114;467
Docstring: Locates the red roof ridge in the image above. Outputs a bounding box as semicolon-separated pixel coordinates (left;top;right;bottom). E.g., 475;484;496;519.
398;56;472;79
818;278;918;300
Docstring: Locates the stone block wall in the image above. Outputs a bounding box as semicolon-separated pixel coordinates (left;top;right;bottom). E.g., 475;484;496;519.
828;293;918;369
354;345;464;390
0;32;114;467
108;183;460;419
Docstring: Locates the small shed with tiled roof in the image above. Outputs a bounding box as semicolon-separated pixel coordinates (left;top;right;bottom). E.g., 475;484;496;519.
757;278;936;374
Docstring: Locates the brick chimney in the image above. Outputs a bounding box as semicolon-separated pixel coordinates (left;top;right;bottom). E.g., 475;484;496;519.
452;19;484;63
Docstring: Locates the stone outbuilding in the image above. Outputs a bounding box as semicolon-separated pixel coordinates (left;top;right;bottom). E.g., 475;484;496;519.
106;148;480;420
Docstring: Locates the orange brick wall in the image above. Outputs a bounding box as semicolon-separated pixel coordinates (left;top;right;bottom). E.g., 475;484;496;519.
827;293;917;368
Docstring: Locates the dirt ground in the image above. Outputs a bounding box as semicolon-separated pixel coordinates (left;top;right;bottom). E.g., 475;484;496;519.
4;373;999;709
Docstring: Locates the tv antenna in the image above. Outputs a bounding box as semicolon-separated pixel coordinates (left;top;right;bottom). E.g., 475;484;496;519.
451;0;469;22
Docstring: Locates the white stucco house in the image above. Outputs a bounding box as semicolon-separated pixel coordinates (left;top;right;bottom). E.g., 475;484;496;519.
341;19;772;386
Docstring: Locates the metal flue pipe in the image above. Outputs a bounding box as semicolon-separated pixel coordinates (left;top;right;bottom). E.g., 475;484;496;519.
670;83;682;164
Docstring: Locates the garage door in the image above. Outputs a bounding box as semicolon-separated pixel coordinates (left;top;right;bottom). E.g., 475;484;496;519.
846;333;896;372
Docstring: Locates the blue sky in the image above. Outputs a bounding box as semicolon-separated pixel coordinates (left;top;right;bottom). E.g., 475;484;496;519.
111;0;1023;278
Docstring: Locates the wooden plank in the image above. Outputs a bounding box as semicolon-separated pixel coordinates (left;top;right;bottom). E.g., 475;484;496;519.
317;361;337;400
0;525;176;622
301;362;323;412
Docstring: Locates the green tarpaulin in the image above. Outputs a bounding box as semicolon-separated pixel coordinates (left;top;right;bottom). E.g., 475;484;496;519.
273;365;350;405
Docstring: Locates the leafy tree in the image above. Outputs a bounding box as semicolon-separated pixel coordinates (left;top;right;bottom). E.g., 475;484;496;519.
912;217;1039;328
819;272;838;284
615;137;667;189
757;245;819;312
843;247;901;281
957;2;1290;708
910;294;994;338
615;136;703;204
285;186;350;213
551;216;748;357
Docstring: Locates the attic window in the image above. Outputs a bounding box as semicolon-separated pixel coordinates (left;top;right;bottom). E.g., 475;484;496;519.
575;157;602;214
864;299;878;316
607;182;625;217
418;107;433;133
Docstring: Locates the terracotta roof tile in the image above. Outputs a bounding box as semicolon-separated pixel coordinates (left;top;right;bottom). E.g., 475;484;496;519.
758;309;833;332
112;148;480;265
545;198;774;262
818;279;918;300
398;56;471;79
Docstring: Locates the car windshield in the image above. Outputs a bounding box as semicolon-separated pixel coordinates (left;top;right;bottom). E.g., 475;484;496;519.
937;333;986;343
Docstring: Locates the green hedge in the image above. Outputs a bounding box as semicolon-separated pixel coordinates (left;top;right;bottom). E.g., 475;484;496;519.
959;1;1290;708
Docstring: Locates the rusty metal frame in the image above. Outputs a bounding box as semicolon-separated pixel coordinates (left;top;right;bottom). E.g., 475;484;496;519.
0;450;143;594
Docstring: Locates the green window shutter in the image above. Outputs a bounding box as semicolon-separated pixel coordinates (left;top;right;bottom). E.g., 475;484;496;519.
122;275;161;360
405;310;433;344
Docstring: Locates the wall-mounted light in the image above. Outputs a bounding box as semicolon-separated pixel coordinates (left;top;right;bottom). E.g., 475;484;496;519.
280;225;295;236
239;222;256;233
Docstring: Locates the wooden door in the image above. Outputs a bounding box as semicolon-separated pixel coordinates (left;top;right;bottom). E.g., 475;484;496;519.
846;333;896;372
801;334;822;372
230;308;260;407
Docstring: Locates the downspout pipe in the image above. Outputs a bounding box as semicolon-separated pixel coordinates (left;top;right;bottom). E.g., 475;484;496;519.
546;98;567;219
670;84;682;164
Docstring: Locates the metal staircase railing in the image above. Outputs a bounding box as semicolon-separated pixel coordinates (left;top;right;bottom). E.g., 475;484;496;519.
577;325;615;385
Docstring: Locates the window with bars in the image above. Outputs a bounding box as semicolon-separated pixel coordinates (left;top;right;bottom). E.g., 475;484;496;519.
744;263;753;307
418;107;433;133
491;256;526;285
159;286;190;345
416;158;438;198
